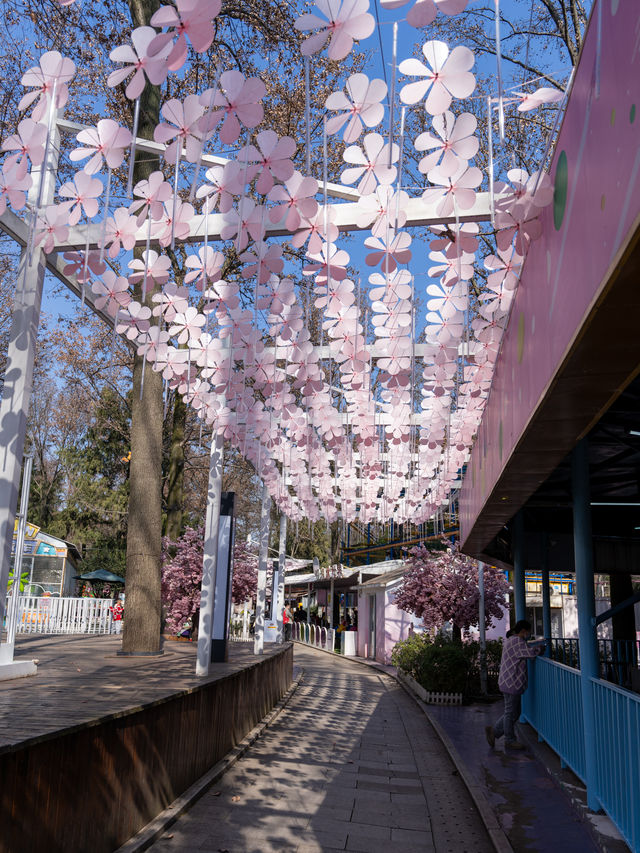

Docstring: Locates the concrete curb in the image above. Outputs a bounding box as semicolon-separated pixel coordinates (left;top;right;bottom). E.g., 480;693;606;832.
297;645;514;853
115;670;304;853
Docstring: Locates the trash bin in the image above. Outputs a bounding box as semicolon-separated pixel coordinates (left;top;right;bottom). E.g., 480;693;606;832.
341;631;356;656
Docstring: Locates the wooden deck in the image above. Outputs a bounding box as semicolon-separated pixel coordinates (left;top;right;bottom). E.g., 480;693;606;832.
0;635;292;853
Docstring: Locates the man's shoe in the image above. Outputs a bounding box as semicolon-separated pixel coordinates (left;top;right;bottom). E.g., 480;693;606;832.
484;726;495;748
505;740;525;750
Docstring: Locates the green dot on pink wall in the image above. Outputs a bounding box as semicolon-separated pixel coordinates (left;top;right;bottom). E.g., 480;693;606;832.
554;151;568;230
631;104;636;124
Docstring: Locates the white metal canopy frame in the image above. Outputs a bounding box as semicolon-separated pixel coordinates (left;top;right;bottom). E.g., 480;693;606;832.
0;0;566;651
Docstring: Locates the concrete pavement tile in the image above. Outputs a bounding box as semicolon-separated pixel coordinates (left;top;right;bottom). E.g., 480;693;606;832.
391;826;436;848
390;792;430;805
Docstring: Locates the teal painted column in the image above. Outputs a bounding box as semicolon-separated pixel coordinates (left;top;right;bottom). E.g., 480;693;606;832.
513;510;526;622
571;438;601;812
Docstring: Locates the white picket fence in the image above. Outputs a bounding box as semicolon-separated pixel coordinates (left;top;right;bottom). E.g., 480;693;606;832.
9;596;114;635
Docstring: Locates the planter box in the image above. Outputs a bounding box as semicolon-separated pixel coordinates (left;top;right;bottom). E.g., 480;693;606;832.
397;669;463;706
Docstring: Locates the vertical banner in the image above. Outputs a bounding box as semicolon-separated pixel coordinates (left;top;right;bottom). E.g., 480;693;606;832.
270;561;279;621
211;492;235;663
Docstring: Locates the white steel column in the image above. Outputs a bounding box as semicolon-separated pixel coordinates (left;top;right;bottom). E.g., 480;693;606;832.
195;429;224;677
276;513;286;643
253;481;271;655
0;112;60;669
329;578;335;628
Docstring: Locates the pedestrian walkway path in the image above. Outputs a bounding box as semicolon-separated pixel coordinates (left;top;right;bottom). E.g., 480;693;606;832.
147;645;495;853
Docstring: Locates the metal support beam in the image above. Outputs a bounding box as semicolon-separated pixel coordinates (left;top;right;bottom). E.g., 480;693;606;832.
276;514;286;643
0;209;126;333
512;510;526;623
253;481;271;655
478;561;488;695
571;437;601;812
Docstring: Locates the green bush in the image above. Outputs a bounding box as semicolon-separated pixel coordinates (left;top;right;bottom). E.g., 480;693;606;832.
391;634;504;698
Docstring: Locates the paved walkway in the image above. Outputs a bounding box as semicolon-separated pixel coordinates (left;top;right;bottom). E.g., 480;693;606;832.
148;645;495;853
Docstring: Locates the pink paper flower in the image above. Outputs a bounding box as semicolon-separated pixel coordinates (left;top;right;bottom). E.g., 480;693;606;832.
129;171;173;225
239;242;284;283
1;119;47;168
202;71;266;145
341;132;398;196
220;198;266;250
268;171;319;231
295;0;375;61
238;130;296;195
62;251;105;283
325;74;386;143
149;0;222;71
69;119;133;175
128;249;171;289
415;111;478;177
152;283;190;321
422;162;482;217
153;198;195;246
184;246;225;288
19;52;76;121
427;249;475;284
116;301;152;339
0;159;32;215
515;86;563;112
108;27;171;100
364;230;412;273
426;282;468;317
34;204;69;253
92;270;132;316
483;246;523;291
197;162;244;214
380;0;467;28
304;242;350;282
399;41;475;115
154;95;206;163
355;186;409;237
104;208;139;258
293;204;338;252
58;171;103;225
168;305;206;344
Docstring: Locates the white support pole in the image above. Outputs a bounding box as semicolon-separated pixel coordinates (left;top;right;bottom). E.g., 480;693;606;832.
0;111;60;669
478;561;488;695
254;481;271;655
329;578;335;629
5;454;34;657
195;429;224;677
276;513;286;643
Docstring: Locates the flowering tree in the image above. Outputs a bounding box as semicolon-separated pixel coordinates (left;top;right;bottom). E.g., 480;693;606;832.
231;540;259;604
394;541;508;638
161;526;258;634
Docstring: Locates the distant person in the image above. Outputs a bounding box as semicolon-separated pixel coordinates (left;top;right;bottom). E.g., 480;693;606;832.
283;604;293;641
110;600;124;634
485;619;545;750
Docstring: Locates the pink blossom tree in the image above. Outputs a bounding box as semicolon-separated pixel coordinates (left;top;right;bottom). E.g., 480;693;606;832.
161;526;258;634
394;541;508;639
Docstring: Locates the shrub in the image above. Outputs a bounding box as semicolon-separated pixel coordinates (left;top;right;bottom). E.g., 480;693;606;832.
391;634;504;698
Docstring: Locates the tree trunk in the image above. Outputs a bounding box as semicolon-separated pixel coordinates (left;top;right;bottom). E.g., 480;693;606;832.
165;392;186;542
121;0;163;654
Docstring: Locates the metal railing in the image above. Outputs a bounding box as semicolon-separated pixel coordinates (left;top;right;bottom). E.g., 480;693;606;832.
7;596;114;635
523;656;640;853
548;638;640;689
291;622;336;652
523;656;585;779
592;678;640;853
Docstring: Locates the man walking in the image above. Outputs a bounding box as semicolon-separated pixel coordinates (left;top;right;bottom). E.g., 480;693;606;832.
486;619;545;750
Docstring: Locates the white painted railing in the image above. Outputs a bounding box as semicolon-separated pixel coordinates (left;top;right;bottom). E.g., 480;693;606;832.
8;596;114;635
292;621;336;652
